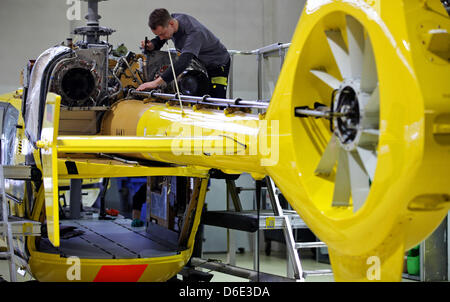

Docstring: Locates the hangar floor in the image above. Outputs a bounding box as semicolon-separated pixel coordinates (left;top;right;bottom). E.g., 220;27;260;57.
0;248;333;282
202;250;334;282
1;239;417;282
0;251;419;282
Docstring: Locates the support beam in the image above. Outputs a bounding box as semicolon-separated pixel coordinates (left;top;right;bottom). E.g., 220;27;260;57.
69;179;82;219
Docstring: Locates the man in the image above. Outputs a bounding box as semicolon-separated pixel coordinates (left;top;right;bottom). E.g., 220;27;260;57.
131;180;146;227
136;8;231;98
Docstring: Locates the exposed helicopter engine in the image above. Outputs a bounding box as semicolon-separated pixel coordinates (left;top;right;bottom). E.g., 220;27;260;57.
49;46;109;107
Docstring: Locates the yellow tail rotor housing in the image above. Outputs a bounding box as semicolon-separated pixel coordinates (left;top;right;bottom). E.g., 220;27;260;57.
264;0;450;280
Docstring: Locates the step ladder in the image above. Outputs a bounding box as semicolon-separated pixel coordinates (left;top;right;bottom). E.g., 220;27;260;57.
0;162;16;281
0;162;41;282
264;176;333;281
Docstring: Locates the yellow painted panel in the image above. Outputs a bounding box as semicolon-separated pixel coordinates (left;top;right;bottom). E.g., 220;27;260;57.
39;93;61;247
57;157;210;179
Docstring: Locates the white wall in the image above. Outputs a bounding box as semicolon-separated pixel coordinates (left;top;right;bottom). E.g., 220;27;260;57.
0;0;71;92
0;0;305;98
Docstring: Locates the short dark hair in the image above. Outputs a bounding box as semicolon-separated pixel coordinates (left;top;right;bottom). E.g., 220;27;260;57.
148;8;172;30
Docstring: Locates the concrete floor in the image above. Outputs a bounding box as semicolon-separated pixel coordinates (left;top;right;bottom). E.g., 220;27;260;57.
0;243;417;282
0;259;34;282
202;250;334;282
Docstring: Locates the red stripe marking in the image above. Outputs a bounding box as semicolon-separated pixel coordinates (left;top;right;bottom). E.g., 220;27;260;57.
93;264;148;282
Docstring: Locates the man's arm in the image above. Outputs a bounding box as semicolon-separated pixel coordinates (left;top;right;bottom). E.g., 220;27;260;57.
136;52;194;91
160;52;195;83
150;36;167;51
154;29;202;82
136;76;165;91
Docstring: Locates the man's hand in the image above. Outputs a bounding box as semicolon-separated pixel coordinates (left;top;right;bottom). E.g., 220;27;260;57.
136;77;166;91
140;40;154;52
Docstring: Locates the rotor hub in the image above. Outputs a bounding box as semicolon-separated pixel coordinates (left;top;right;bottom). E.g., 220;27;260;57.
333;79;364;151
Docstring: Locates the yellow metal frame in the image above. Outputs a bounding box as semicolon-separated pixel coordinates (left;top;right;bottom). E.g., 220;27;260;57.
57;158;209;179
263;0;450;281
39;93;62;246
55;135;245;154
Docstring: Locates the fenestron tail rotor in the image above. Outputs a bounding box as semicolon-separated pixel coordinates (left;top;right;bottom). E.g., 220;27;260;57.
301;14;380;213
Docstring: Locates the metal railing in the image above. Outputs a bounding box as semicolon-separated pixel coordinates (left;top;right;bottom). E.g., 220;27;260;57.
169;42;291;103
228;42;291;101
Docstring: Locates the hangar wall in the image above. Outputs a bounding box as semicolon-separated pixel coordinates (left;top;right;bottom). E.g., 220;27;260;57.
0;0;305;98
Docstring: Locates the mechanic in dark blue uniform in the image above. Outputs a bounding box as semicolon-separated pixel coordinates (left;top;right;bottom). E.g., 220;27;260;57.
136;8;231;98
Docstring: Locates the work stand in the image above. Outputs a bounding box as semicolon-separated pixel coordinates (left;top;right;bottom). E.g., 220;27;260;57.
196;176;333;282
0;164;41;282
